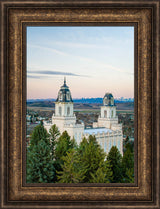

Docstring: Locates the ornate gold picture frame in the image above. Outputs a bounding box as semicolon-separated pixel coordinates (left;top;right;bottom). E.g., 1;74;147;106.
0;0;159;208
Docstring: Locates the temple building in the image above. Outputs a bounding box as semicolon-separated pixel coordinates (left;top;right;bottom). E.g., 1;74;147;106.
44;79;123;155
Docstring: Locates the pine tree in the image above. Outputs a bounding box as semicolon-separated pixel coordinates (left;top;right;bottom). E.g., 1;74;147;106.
29;124;49;149
27;139;55;183
55;131;76;159
26;124;56;183
49;124;60;159
122;145;134;183
78;137;88;155
125;140;134;153
125;168;134;183
54;131;76;173
57;149;86;183
90;160;113;183
107;146;123;183
78;135;106;183
123;136;134;153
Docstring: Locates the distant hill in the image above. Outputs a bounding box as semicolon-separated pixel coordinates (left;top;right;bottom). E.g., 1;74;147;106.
27;97;134;104
27;98;56;102
27;98;134;111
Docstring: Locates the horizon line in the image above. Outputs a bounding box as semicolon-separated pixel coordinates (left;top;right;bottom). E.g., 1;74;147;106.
27;97;134;100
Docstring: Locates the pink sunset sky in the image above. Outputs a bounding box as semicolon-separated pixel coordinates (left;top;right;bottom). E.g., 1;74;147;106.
27;26;134;99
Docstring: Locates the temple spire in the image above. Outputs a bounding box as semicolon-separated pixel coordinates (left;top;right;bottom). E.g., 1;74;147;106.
64;76;66;85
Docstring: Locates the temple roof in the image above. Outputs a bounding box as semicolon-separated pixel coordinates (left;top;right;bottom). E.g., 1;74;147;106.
56;78;73;102
103;93;115;106
84;128;113;135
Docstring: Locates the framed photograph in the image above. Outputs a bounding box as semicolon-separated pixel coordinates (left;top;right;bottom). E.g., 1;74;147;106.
0;0;159;208
26;25;134;185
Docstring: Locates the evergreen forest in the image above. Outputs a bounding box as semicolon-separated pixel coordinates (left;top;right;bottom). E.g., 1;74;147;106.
26;123;134;183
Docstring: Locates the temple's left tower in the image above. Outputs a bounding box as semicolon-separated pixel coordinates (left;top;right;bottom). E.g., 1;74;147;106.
44;78;84;144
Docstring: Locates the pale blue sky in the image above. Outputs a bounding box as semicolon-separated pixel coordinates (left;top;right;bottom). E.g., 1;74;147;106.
27;26;134;99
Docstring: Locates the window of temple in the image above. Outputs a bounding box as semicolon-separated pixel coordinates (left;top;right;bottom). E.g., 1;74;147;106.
104;141;107;151
59;106;62;116
112;110;114;117
104;110;107;118
111;97;114;105
67;107;70;116
59;93;62;100
67;92;70;100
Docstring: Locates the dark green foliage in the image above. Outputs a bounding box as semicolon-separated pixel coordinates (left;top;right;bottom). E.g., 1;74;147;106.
57;149;86;183
122;139;134;183
107;146;123;183
26;123;134;184
90;160;113;183
78;135;107;183
125;168;134;183
26;124;56;183
27;139;55;183
125;140;134;153
123;136;134;153
54;131;77;173
124;136;129;144
29;124;49;149
55;131;76;160
124;127;132;137
49;124;60;158
78;137;88;155
57;136;113;183
49;124;60;141
122;148;134;171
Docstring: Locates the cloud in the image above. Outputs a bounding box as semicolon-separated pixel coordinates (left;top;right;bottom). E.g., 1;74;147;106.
27;44;133;76
27;75;46;79
28;70;79;76
28;70;85;77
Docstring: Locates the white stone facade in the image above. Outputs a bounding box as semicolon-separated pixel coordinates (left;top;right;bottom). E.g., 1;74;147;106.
83;129;123;155
44;80;123;155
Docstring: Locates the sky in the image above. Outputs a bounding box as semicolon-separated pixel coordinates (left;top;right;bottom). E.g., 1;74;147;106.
27;26;134;99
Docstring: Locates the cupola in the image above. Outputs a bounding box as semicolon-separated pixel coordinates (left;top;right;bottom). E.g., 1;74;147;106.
56;77;73;103
103;93;115;106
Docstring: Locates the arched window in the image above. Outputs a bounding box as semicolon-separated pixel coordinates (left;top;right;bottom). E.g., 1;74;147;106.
111;97;114;105
59;93;62;100
59;106;62;116
111;110;114;117
66;92;70;100
67;107;70;116
104;110;107;118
